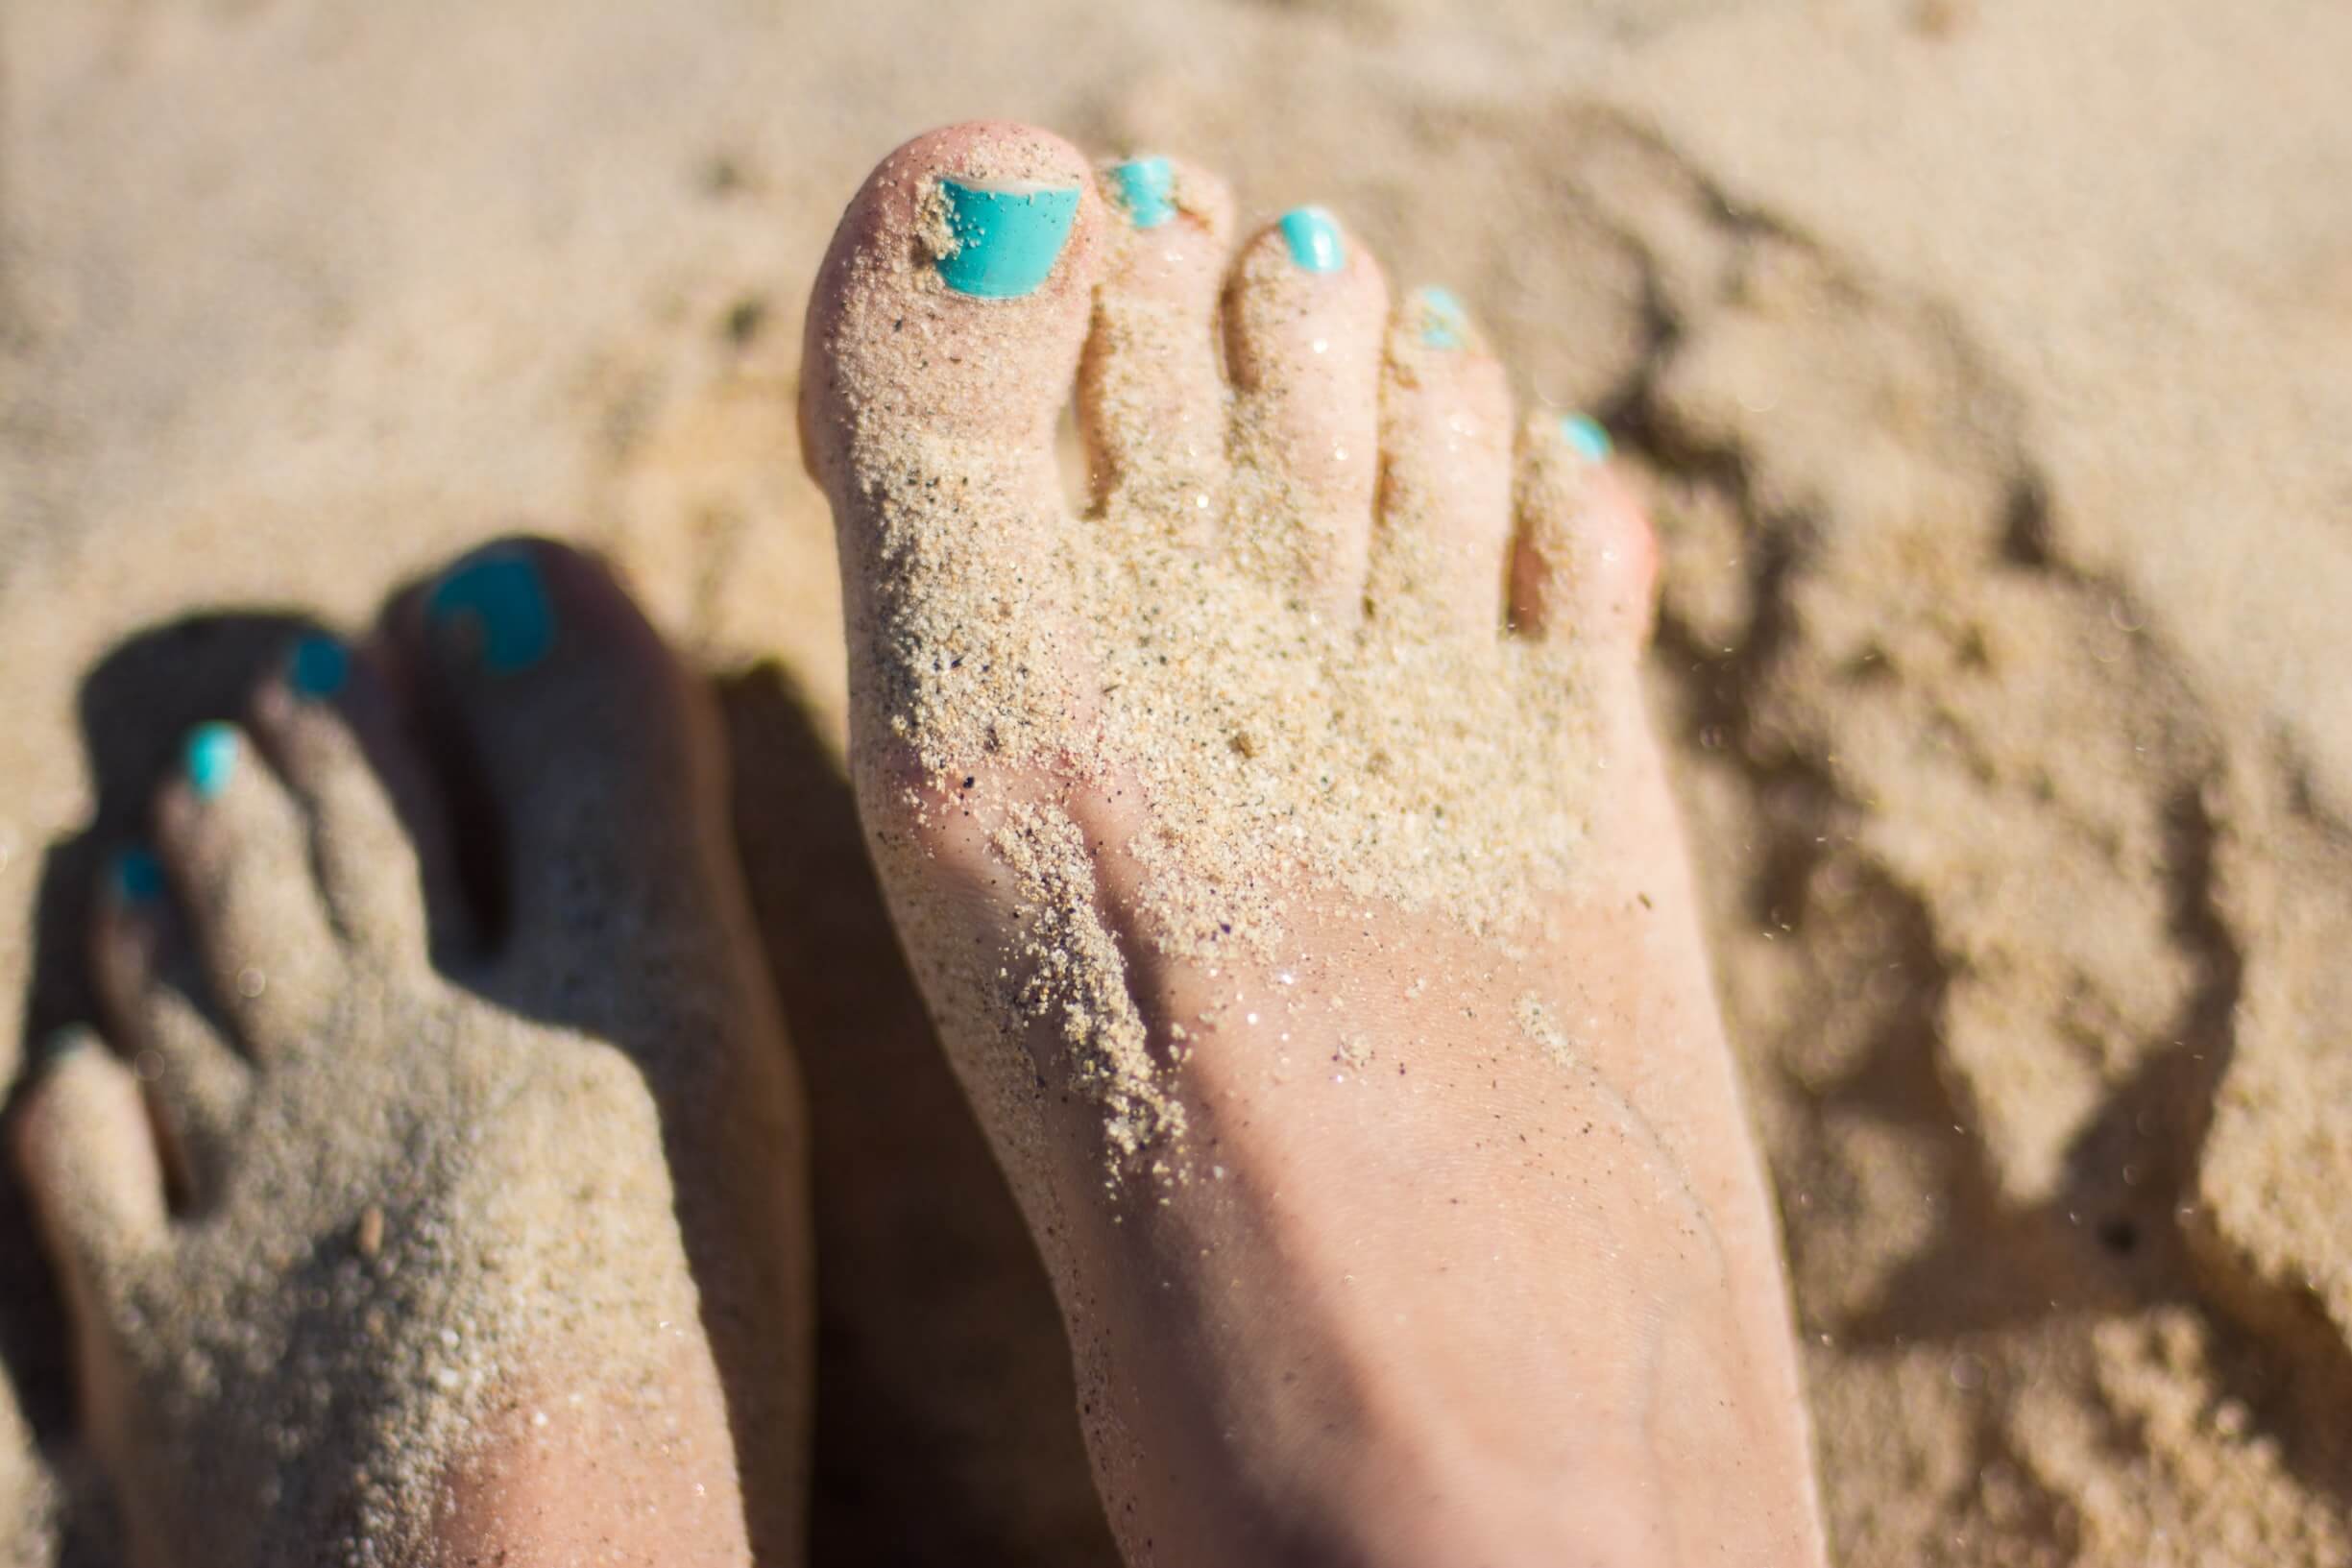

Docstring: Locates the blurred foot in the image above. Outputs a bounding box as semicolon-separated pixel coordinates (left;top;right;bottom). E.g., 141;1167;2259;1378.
15;541;811;1566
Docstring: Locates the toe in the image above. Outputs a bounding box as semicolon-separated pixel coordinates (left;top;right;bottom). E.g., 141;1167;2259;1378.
89;850;250;1202
1079;154;1233;533
13;1030;168;1307
1509;413;1657;653
799;121;1108;789
153;720;345;1054
1224;204;1388;617
799;119;1104;503
402;539;730;980
1365;287;1516;635
246;633;466;964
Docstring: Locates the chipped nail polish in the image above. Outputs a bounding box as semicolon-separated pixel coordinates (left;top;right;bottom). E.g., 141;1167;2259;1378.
1415;287;1468;350
288;634;350;699
934;178;1082;299
1561;413;1612;464
427;548;556;675
1278;206;1344;274
1108;156;1176;229
183;723;239;803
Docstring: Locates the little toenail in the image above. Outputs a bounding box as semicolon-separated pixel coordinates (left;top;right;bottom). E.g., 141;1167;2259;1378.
1108;156;1176;230
1278;206;1345;274
1561;413;1613;464
933;177;1082;299
109;846;165;905
183;723;240;802
427;550;556;675
34;1028;93;1069
1414;287;1469;350
288;634;350;699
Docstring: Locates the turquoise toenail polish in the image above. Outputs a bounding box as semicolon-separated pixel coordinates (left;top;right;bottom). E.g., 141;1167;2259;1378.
35;1028;92;1069
1108;156;1176;229
1561;413;1613;464
288;634;349;699
934;178;1082;299
427;550;556;675
183;723;239;802
1415;287;1468;350
109;846;165;904
1278;206;1344;274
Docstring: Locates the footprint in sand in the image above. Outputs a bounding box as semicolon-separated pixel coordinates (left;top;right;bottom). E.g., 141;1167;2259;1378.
12;543;810;1565
798;122;1827;1564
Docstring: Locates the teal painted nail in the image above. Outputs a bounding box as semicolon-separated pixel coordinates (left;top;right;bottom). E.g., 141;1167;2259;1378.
288;635;349;699
184;723;239;801
1561;413;1612;464
1109;157;1176;230
1415;287;1468;350
427;549;556;675
110;846;165;904
934;178;1081;299
1278;206;1344;274
35;1028;94;1069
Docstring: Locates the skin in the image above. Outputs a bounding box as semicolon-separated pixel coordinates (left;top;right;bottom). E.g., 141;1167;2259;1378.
12;541;811;1567
801;122;1830;1566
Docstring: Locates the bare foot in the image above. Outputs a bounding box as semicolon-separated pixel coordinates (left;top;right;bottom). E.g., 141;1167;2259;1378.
800;124;1828;1566
12;542;811;1566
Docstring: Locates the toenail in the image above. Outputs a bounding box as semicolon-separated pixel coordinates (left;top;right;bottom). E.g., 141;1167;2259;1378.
1413;287;1468;350
1561;413;1613;464
932;177;1082;299
1278;206;1345;274
109;846;166;905
427;549;557;675
288;634;350;699
183;723;240;802
34;1028;92;1070
1108;156;1176;230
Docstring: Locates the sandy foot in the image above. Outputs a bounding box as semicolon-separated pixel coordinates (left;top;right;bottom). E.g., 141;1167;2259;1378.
800;121;1830;1566
12;541;811;1566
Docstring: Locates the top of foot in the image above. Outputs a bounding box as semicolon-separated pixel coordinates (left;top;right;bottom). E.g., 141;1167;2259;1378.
803;123;1817;1567
14;543;809;1566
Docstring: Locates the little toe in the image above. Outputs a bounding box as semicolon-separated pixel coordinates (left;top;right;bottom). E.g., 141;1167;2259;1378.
13;1030;168;1310
153;720;345;1054
1365;287;1517;634
1509;412;1658;654
1080;154;1234;531
799;121;1108;792
402;539;729;983
1224;204;1389;616
246;633;467;964
89;850;250;1201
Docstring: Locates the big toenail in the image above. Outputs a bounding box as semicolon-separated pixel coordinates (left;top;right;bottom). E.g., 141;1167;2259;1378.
932;177;1081;299
1108;157;1176;230
427;550;556;675
109;846;166;904
1561;413;1613;464
288;634;350;699
1414;287;1468;350
183;723;240;802
1278;206;1345;274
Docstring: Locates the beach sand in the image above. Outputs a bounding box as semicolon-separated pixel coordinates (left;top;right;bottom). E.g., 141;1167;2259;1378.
1;0;2347;1561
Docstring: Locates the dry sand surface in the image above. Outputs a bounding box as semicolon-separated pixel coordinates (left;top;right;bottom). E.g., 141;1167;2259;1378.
2;0;2348;1562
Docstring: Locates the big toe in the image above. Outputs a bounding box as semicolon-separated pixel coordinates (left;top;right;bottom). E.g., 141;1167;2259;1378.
799;122;1109;802
396;539;731;999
